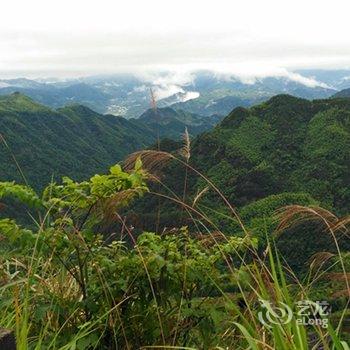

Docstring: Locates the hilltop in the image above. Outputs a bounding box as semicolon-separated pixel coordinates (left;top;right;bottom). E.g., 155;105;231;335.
137;106;222;139
0;93;155;188
0;71;339;118
0;94;222;190
333;87;350;98
188;94;350;209
131;94;350;229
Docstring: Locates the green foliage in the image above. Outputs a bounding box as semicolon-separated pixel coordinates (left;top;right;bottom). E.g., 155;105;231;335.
0;218;35;250
1;93;350;348
0;162;348;349
238;192;317;248
0;167;255;348
0;93;50;113
139;107;220;139
0;93;155;191
188;95;350;213
302;108;350;212
127;95;350;275
240;192;317;221
221;115;274;163
0;181;42;208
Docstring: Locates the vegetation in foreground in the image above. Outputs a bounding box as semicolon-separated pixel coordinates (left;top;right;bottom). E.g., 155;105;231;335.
0;92;349;348
0;151;349;349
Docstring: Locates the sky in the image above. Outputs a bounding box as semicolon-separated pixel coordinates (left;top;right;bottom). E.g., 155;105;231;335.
1;0;350;78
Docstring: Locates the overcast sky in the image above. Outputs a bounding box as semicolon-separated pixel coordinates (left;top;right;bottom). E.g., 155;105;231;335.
1;0;350;78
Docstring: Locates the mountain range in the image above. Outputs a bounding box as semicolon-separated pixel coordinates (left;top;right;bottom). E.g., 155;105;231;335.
333;88;350;98
137;107;222;139
3;69;350;119
189;94;350;213
0;93;154;189
130;93;350;229
126;93;350;270
0;93;219;189
1;89;350;270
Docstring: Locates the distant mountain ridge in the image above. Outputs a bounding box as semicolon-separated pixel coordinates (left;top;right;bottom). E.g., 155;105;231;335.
0;93;220;189
137;107;222;139
132;94;350;233
0;70;344;118
332;87;350;98
189;94;350;212
0;81;109;113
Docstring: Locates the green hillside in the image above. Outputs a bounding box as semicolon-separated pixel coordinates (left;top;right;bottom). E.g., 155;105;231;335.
0;94;222;192
193;94;350;211
129;95;350;252
1;93;350;348
137;106;222;139
0;93;155;189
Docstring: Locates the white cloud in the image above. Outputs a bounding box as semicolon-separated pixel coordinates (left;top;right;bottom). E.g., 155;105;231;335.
0;82;10;88
282;71;332;89
135;71;196;101
182;91;200;102
137;71;194;89
153;85;185;100
204;65;333;89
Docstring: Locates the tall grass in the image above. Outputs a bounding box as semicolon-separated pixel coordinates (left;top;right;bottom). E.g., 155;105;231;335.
0;141;349;349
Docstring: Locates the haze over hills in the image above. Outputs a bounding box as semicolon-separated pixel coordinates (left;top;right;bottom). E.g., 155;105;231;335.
0;79;110;113
2;69;348;119
295;69;350;90
333;87;350;98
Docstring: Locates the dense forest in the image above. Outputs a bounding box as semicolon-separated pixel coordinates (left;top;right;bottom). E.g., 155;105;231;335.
0;92;349;349
129;94;349;221
0;93;217;190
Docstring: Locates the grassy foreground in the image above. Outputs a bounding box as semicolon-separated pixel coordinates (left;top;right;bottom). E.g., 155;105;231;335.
0;152;349;349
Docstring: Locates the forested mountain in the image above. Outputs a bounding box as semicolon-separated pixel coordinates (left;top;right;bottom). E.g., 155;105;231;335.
1;93;350;347
0;93;155;189
130;94;350;234
1;92;349;249
0;70;340;118
125;94;350;272
137;107;222;139
190;94;350;212
333;87;350;98
0;94;220;190
2;92;348;213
